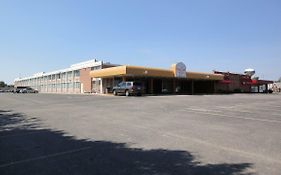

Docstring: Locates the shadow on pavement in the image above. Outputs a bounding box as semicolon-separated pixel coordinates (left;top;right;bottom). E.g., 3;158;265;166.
0;110;253;175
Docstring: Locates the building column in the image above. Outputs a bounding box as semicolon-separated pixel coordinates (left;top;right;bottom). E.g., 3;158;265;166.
60;73;63;93
100;78;103;94
72;70;74;93
55;74;57;93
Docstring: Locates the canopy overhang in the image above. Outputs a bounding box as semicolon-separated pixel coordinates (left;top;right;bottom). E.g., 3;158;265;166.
90;65;224;81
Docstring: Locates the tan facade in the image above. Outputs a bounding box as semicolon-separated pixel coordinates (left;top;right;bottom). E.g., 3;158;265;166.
90;63;224;94
90;65;224;81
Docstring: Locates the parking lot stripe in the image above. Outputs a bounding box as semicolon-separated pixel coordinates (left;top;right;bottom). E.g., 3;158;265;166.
185;108;281;124
215;106;281;114
0;146;92;168
129;124;281;164
163;132;281;164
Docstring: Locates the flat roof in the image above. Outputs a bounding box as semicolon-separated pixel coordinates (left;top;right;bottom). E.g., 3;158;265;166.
15;59;116;82
90;65;224;81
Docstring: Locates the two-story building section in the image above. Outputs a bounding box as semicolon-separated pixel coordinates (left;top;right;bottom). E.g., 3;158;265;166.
14;59;118;94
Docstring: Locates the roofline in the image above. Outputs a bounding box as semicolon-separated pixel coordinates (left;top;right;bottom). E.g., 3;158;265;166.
14;59;113;82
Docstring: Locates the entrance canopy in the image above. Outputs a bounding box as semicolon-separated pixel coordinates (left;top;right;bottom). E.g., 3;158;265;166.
90;65;223;81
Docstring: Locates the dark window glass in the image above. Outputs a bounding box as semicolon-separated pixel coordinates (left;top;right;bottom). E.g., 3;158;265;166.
127;82;132;86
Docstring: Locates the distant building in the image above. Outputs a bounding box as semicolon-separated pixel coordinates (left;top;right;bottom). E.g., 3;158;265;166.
214;71;273;93
14;59;118;94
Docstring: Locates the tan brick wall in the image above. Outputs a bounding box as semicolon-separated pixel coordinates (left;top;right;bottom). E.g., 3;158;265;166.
80;68;92;93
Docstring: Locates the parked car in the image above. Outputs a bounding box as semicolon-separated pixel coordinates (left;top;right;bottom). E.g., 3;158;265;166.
14;87;25;93
19;89;27;93
24;87;38;93
15;87;38;93
112;81;143;96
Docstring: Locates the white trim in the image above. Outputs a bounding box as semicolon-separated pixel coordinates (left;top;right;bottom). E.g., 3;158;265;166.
14;59;110;82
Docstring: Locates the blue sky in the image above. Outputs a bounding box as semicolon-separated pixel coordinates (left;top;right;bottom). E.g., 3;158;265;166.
0;0;280;84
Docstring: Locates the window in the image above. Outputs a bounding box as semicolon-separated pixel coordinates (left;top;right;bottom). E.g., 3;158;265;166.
61;73;66;79
68;83;73;88
126;82;132;86
75;82;80;88
74;70;80;77
91;66;101;70
67;71;72;77
57;84;61;88
118;82;126;87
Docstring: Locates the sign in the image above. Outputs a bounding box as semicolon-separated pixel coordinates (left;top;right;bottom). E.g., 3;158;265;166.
175;62;186;78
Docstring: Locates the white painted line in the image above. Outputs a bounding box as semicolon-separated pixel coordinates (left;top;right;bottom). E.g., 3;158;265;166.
191;105;281;116
185;108;281;124
214;106;281;116
0;146;92;168
241;107;281;113
125;123;281;164
163;132;281;164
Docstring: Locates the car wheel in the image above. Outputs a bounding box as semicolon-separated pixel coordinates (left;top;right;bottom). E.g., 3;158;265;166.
125;90;129;97
113;90;117;96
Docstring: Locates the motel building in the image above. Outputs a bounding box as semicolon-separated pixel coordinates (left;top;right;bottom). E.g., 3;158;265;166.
14;59;273;95
14;60;118;94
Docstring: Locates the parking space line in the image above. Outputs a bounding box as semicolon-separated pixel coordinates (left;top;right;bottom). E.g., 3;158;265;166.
126;123;281;164
185;108;281;124
0;146;92;168
163;132;281;164
187;105;281;116
213;106;281;116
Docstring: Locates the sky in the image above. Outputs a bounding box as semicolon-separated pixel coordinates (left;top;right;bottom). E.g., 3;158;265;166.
0;0;280;84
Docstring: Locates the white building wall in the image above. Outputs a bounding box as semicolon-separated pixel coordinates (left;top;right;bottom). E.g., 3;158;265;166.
14;59;110;94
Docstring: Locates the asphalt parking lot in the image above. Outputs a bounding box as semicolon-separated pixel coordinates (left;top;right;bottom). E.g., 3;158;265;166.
0;93;281;175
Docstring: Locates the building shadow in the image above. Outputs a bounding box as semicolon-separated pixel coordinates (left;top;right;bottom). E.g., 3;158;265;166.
0;110;254;175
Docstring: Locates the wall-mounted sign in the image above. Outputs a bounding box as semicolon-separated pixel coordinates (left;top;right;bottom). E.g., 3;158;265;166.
175;62;187;78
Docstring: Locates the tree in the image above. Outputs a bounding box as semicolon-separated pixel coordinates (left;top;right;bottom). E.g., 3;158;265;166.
0;81;7;87
278;77;281;82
